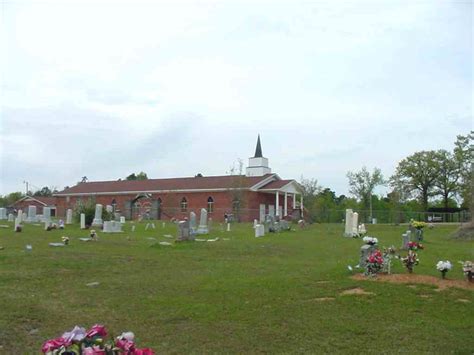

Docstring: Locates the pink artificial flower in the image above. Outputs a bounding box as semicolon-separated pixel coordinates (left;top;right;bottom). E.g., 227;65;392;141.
83;345;106;355
116;338;136;352
86;324;108;338
134;348;155;355
41;337;70;353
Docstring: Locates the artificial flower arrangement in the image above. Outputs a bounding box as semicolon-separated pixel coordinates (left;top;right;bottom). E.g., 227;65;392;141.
61;236;69;245
42;324;154;354
411;221;427;229
383;246;397;255
407;241;424;251
401;250;419;273
460;261;473;282
365;250;384;276
362;236;378;245
436;260;452;279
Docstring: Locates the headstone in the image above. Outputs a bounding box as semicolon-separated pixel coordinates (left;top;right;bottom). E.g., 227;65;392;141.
279;220;290;231
255;224;265;238
17;210;23;222
415;228;423;242
189;212;197;233
103;221;122;233
401;233;410;250
253;219;258;228
268;205;275;217
27;205;37;222
145;223;155;230
42;207;51;223
360;244;376;268
106;205;113;213
372;218;377;224
344;209;353;236
80;213;86;229
44;221;51;230
8;213;14;222
177;220;193;241
92;204;103;226
358;224;366;234
0;208;6;220
259;204;265;222
131;225;136;232
162;222;165;228
227;223;231;232
120;216;126;224
21;210;27;222
208;217;213;232
14;217;21;231
352;212;359;235
66;209;73;224
197;208;209;234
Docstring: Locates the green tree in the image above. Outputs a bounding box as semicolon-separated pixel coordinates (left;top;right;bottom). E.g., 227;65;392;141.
0;192;24;207
433;150;460;209
390;151;439;211
33;186;57;197
126;172;148;181
346;166;385;222
454;131;473;209
300;177;322;222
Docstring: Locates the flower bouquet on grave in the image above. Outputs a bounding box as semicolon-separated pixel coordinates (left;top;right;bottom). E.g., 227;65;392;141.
411;221;427;230
365;250;384;276
407;241;423;251
436;260;452;279
42;324;154;354
401;250;419;273
61;236;70;245
460;261;473;282
362;236;378;245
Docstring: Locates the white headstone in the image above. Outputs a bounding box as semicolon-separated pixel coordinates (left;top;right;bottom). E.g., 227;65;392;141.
17;210;23;222
21;210;27;222
8;213;14;222
80;213;86;229
43;207;51;223
344;209;353;236
106;205;113;213
27;205;37;222
0;208;7;219
120;216;126;224
255;224;265;238
197;208;209;234
66;209;73;224
103;220;122;233
259;204;266;222
14;217;21;231
352;212;359;235
268;205;275;217
92;204;103;226
189;212;197;233
227;223;231;232
162;222;165;228
253;219;258;228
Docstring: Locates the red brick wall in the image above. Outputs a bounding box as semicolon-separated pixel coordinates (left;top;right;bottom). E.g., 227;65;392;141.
55;190;297;222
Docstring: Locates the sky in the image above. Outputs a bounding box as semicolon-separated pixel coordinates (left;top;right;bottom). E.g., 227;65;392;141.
1;0;472;197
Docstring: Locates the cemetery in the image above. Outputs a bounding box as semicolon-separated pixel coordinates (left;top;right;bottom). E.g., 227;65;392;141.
0;211;472;353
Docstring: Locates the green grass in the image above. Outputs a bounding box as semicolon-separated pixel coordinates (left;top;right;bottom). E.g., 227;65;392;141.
0;222;473;353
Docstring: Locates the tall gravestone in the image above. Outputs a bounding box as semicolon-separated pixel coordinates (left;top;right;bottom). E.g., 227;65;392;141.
344;209;353;236
80;213;86;229
0;208;6;220
197;208;209;234
27;205;37;222
92;204;103;226
352;212;359;235
66;209;73;224
17;210;23;222
189;212;197;233
401;233;410;250
177;220;193;241
43;207;51;223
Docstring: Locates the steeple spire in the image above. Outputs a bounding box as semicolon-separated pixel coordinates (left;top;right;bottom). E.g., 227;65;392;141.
254;134;263;158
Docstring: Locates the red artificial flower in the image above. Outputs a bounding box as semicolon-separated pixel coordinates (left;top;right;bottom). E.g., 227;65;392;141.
116;338;136;352
83;345;107;355
41;337;71;353
86;324;108;338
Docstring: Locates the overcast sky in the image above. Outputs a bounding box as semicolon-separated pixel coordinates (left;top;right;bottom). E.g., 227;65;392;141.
1;0;472;196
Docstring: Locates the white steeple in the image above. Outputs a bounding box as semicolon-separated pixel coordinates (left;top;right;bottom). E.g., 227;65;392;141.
246;135;272;177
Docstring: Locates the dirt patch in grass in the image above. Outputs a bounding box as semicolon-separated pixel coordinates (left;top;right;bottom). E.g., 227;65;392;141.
304;297;335;302
419;294;431;299
340;287;375;296
456;298;471;303
351;274;474;291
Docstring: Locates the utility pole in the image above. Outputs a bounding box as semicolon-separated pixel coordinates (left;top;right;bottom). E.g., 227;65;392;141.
23;181;29;196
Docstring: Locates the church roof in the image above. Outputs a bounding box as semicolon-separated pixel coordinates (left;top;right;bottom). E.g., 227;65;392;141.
254;134;263;158
258;180;294;190
55;174;275;196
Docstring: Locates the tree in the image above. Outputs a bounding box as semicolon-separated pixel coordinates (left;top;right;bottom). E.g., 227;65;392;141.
126;172;148;181
454;131;473;209
390;151;439;212
0;192;24;207
299;177;322;222
33;186;56;197
227;159;246;221
346;167;384;222
433;150;460;209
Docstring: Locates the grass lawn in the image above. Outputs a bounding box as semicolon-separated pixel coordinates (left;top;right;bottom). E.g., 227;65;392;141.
0;221;473;353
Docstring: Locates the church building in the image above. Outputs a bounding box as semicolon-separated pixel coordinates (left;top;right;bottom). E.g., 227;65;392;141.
54;136;303;222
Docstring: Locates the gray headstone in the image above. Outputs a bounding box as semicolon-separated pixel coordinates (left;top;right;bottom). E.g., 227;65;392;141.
0;208;7;219
120;216;126;224
27;205;37;222
401;233;410;250
66;209;73;224
103;220;122;233
42;207;51;223
344;209;353;236
255;224;265;238
106;205;113;213
92;204;103;226
177;220;192;241
14;217;21;231
8;213;14;222
80;213;86;229
189;212;197;232
197;208;209;234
